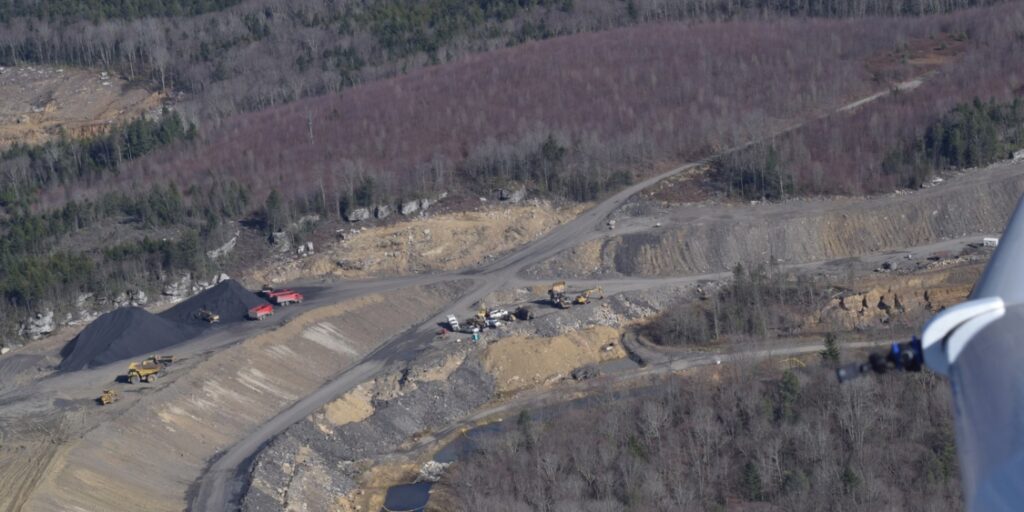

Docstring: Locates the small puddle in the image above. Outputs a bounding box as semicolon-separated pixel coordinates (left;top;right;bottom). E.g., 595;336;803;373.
381;482;432;512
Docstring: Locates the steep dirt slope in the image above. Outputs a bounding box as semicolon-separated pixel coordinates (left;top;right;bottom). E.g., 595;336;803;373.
18;281;466;512
530;161;1024;278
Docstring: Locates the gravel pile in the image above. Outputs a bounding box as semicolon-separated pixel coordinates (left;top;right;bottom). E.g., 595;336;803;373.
161;279;268;325
58;307;201;371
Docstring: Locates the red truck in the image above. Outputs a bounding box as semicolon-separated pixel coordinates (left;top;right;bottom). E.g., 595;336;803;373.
259;286;304;305
269;290;303;306
247;304;274;320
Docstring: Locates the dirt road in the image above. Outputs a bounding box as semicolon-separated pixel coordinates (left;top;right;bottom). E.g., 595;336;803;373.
189;74;1006;511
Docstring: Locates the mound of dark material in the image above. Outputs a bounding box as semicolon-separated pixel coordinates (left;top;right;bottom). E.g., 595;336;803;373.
161;279;268;325
59;307;201;372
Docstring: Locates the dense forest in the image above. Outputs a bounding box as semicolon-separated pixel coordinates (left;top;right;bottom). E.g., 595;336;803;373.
31;11;967;212
0;113;251;335
641;264;831;346
0;109;195;207
0;0;1009;118
713;95;1024;198
440;360;960;511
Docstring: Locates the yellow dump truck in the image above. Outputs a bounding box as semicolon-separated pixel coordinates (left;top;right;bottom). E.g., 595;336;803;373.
126;355;173;384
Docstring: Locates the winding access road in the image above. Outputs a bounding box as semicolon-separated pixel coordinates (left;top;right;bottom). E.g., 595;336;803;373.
191;157;705;511
191;75;954;511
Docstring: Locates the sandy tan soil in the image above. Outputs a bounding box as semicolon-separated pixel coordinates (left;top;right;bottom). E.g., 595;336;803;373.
323;384;376;428
482;325;626;394
0;65;163;148
249;201;587;283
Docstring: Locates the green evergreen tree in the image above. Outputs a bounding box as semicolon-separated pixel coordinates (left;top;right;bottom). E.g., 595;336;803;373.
741;460;763;501
821;332;840;365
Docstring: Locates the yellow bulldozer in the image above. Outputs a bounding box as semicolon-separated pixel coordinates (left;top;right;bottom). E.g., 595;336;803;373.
97;389;119;406
574;287;604;305
126;355;174;384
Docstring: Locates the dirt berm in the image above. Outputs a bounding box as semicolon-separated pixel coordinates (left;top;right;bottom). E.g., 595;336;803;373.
528;161;1024;278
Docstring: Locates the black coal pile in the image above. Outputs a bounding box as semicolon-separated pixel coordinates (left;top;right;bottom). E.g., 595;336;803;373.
59;307;201;372
161;279;268;325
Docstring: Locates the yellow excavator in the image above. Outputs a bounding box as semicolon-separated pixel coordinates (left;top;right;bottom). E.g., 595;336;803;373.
574;287;604;305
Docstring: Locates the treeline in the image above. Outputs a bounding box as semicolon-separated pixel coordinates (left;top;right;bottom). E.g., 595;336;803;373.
39;12;951;213
713;95;1024;198
642;264;829;346
0;0;1007;118
0;0;243;23
882;97;1024;188
707;7;1024;198
440;362;960;511
0;110;195;209
0;179;250;334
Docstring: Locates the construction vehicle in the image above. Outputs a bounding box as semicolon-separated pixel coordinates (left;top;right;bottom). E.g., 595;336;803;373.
258;284;276;298
198;308;220;323
514;306;535;320
464;317;487;332
127;358;163;384
152;354;175;367
446;314;460;332
97;389;119;405
270;290;304;306
549;281;572;308
248;303;274;320
475;302;488;320
574;287;604;305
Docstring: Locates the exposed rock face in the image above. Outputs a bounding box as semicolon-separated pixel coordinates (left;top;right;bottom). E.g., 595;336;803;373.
400;200;419;216
419;198;431;211
131;290;148;306
375;205;391;219
499;187;526;203
20;311;55;340
270;231;291;252
206;234;238;259
346;208;370;222
162;275;192;298
162;273;231;300
528;162;1024;279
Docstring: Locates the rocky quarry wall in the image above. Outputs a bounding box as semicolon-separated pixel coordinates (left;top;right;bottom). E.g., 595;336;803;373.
528;162;1024;278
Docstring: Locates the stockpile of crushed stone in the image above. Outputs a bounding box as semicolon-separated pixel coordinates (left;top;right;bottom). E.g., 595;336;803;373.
58;307;201;372
161;279;268;325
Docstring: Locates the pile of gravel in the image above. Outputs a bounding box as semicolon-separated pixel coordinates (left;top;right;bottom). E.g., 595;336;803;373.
161;279;268;325
58;307;201;372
